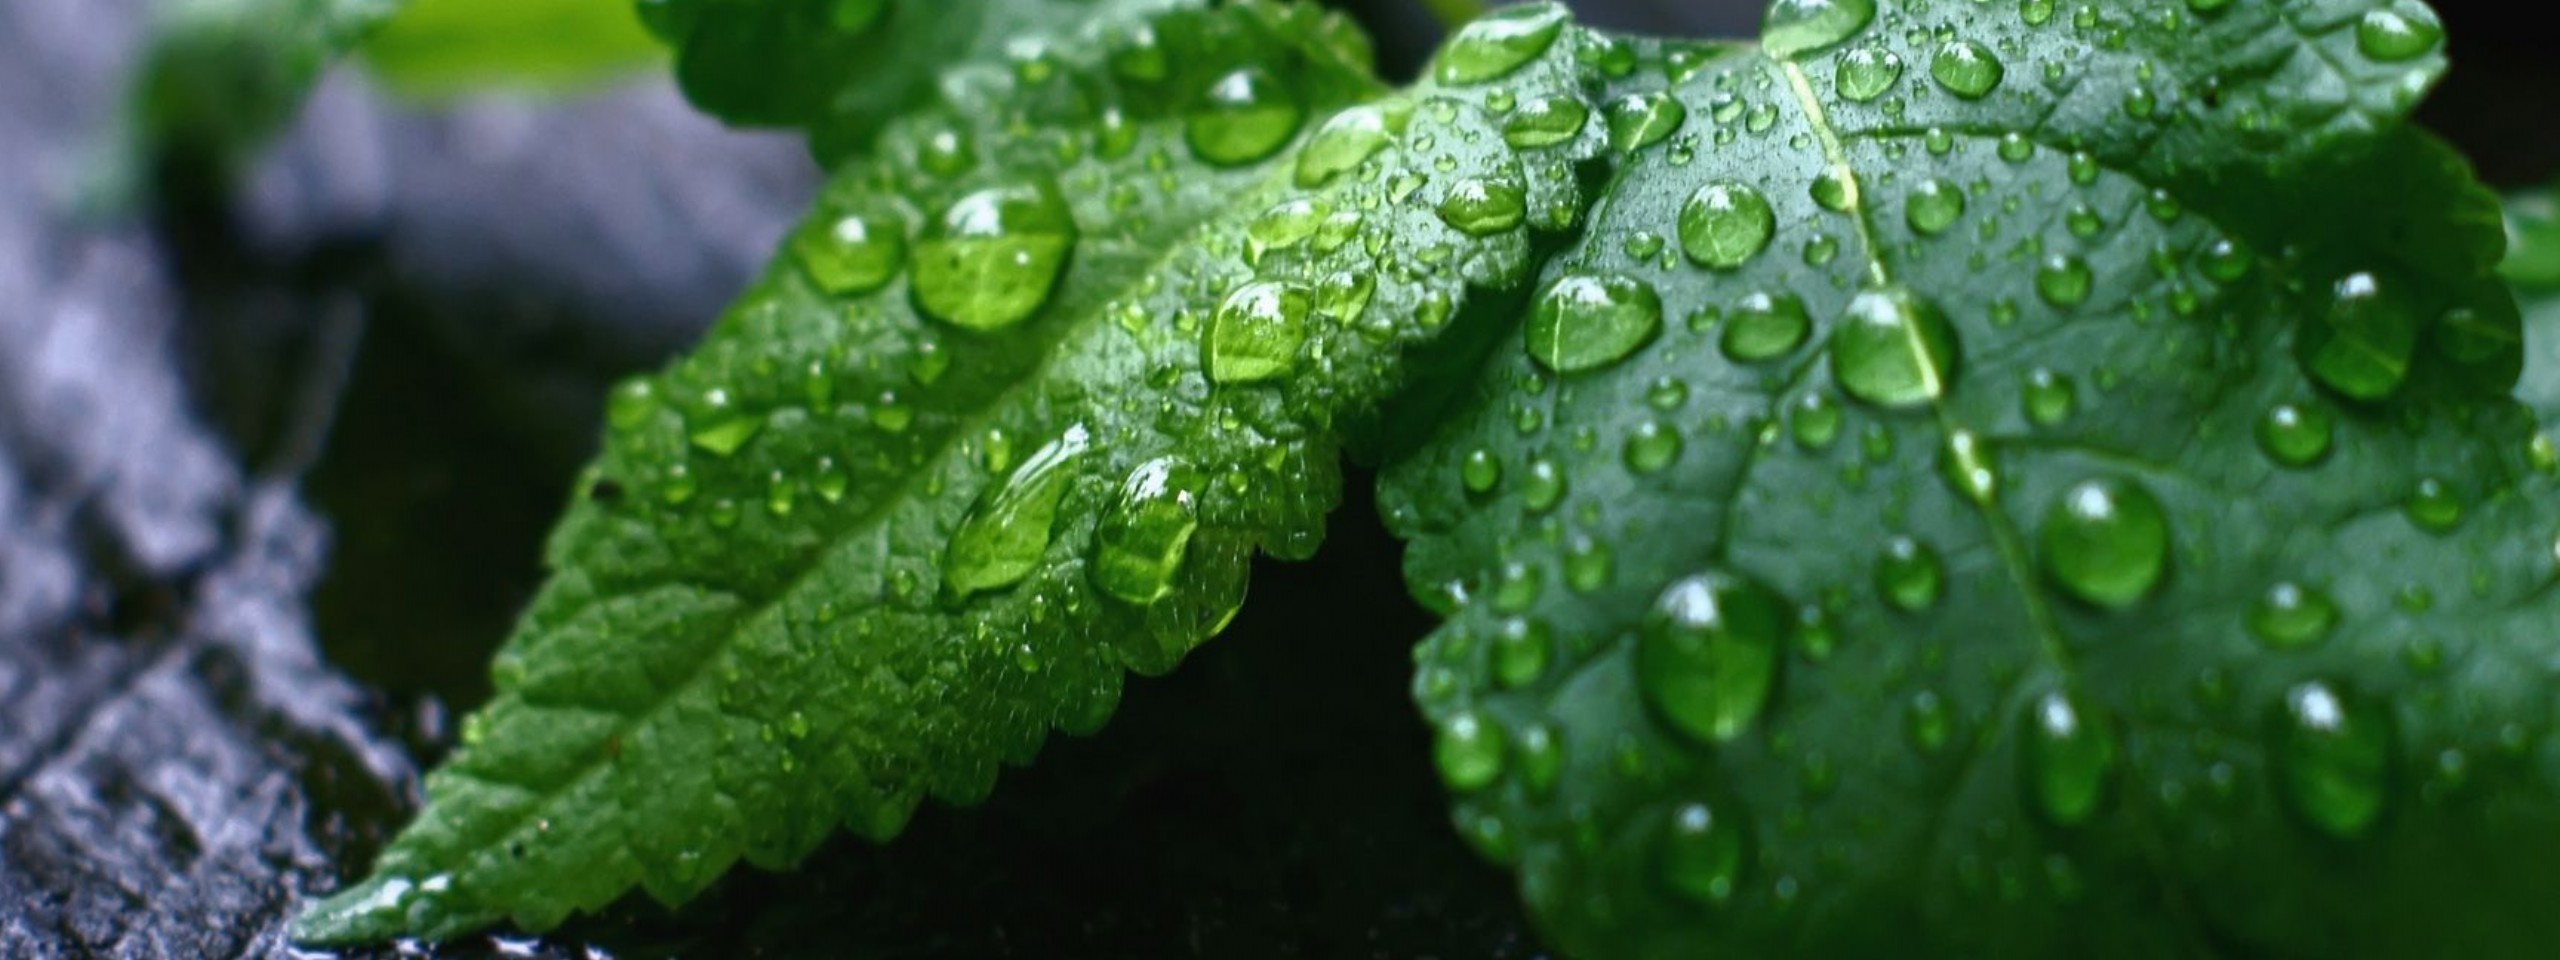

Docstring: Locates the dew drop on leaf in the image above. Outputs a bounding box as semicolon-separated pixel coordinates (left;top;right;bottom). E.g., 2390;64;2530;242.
2038;478;2171;608
1604;92;1686;152
1834;46;1902;102
2306;272;2417;400
1525;272;1664;374
2248;582;2339;649
2256;403;2335;467
2034;254;2094;308
1678;181;1776;270
1491;617;1554;689
1637;571;1787;744
1831;287;1958;409
1462;447;1503;494
1521;457;1568;513
1660;801;1747;904
1905;178;1965;235
2273;681;2393;839
1294;104;1397;188
2021;368;2075;426
793;211;906;295
1433;2;1569;84
1205;280;1313;384
1090;456;1202;605
1875;536;1944;612
1720;291;1811;362
1624;420;1684;474
2356;7;2443;62
1186;68;1304;167
1761;0;1876;59
1436;175;1530;235
1905;690;1951;754
944;423;1093;600
2023;690;2117;826
1929;40;2004;99
1435;709;1508;791
912;180;1077;331
2406;477;2464;532
1502;94;1590;148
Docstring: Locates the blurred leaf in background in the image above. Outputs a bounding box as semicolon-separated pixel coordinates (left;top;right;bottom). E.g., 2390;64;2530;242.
357;0;663;101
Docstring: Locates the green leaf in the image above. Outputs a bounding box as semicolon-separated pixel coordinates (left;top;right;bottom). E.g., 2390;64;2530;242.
356;0;663;101
2509;184;2560;422
635;0;1212;164
134;0;407;172
1383;1;2560;956
294;0;1617;943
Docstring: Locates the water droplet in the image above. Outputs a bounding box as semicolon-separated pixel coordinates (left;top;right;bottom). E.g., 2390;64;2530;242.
1639;571;1787;744
913;181;1077;331
1605;92;1687;152
945;424;1093;599
1564;537;1615;593
1930;40;2004;99
1679;181;1775;269
2406;477;2463;532
2039;478;2170;607
1834;46;1903;102
1720;291;1811;362
2273;681;2393;839
690;414;762;457
1462;447;1503;494
2356;7;2443;62
1832;287;1959;409
2256;403;2334;468
1942;430;2000;504
2307;272;2416;400
1437;176;1529;235
1435;709;1508;791
1809;169;1855;212
2248;582;2338;649
2035;254;2094;307
1491;617;1553;688
1875;536;1943;611
1187;68;1304;167
2022;368;2075;426
606;379;659;432
793;211;906;295
1521;458;1567;513
1206;281;1313;384
1761;0;1877;59
1295;105;1398;188
1791;392;1843;448
1434;3;1570;84
1091;457;1202;605
1906;690;1951;754
2023;691;2117;826
1625;420;1684;474
1526;273;1664;374
1904;179;1965;235
1660;801;1747;904
1503;94;1590;148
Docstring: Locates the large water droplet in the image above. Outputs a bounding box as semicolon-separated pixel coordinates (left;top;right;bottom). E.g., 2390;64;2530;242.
1526;273;1664;374
945;424;1093;599
1832;287;1959;409
2039;478;2170;608
1679;181;1776;270
1295;105;1398;188
1637;571;1787;744
2023;691;2117;826
1660;801;1747;904
1930;40;2005;99
1604;92;1687;152
793;211;906;295
1834;46;1902;102
2273;681;2393;839
1091;457;1202;605
2306;272;2416;400
1437;176;1529;235
1205;281;1313;385
912;181;1077;331
1435;709;1508;791
1504;95;1590;149
2356;7;2443;62
2256;403;2335;467
1762;0;1877;59
1720;291;1811;362
1434;2;1570;84
1187;68;1304;167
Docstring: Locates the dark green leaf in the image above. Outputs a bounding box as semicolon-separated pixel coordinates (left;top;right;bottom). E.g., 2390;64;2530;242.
134;0;406;171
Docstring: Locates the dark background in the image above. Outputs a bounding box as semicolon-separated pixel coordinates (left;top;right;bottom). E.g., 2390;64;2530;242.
0;1;2552;957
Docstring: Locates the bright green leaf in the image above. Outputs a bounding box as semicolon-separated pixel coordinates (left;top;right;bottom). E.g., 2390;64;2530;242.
1383;1;2559;956
357;0;662;101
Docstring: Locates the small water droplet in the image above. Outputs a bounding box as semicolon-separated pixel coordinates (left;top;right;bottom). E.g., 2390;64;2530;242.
1930;40;2005;99
944;424;1093;600
1762;0;1877;59
2039;478;2170;607
2406;477;2463;532
1295;105;1399;188
2022;368;2075;426
1091;457;1202;605
793;211;906;295
1435;709;1508;791
1564;537;1615;593
1832;287;1959;409
1462;447;1503;495
2356;7;2443;62
1875;536;1944;611
1625;420;1684;474
1187;68;1304;167
2023;690;2117;826
1677;181;1776;270
1522;458;1567;513
1434;3;1569;84
913;180;1077;331
2256;403;2335;467
1720;291;1811;362
1791;392;1843;449
1503;94;1590;148
1436;176;1529;235
1639;571;1787;743
1491;617;1554;688
2035;254;2094;307
1206;281;1313;384
1605;92;1687;152
2273;681;2393;839
1660;801;1747;904
1834;46;1903;102
2248;582;2338;649
1904;178;1965;235
1906;690;1951;754
1526;272;1664;374
2307;272;2416;400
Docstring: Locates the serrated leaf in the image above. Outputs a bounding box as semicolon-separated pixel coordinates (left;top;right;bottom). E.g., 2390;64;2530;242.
294;0;1618;943
1383;2;2560;956
133;0;407;172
